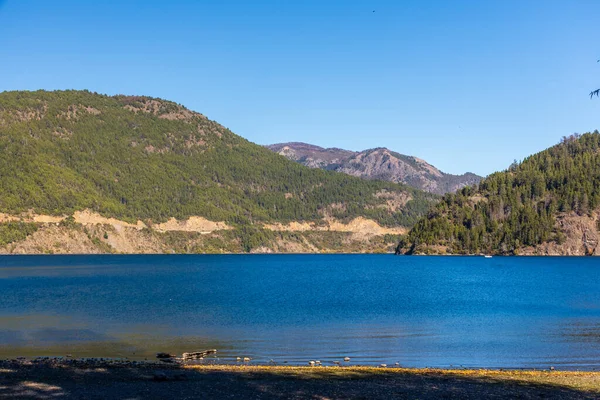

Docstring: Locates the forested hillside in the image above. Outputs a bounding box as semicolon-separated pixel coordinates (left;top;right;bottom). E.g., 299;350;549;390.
398;132;600;255
0;90;437;251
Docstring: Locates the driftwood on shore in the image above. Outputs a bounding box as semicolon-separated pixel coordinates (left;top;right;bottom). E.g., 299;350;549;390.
155;349;217;363
182;349;217;361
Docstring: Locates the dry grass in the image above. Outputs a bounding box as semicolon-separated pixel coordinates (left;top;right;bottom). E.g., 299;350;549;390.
184;365;600;392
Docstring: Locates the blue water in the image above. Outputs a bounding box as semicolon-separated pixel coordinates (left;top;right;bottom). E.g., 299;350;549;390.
1;254;599;369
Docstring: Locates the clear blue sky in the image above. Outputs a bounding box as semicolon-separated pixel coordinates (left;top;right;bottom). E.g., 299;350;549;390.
1;0;598;176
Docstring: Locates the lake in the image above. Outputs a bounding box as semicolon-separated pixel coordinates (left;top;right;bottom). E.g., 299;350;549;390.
0;254;599;369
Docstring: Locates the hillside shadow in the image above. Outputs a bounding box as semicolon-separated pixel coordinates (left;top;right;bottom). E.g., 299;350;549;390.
0;362;599;399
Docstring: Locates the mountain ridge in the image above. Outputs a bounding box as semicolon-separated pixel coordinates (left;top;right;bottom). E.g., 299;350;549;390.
266;142;481;195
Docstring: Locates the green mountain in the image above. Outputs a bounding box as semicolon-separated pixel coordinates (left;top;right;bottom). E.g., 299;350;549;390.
398;132;600;256
0;90;437;253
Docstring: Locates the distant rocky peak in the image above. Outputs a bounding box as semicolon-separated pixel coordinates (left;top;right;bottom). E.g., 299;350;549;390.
267;142;481;195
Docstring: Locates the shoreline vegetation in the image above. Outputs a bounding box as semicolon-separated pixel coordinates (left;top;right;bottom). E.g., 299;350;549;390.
1;358;599;399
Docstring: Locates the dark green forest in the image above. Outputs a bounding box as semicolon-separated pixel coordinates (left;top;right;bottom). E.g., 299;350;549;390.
0;90;436;228
400;132;600;255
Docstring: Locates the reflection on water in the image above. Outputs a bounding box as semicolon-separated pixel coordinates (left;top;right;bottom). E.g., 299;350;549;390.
0;314;228;360
560;322;600;343
1;255;600;369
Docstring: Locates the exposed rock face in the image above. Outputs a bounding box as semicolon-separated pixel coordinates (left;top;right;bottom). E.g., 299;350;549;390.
267;143;481;195
0;212;403;255
520;212;600;256
407;211;600;256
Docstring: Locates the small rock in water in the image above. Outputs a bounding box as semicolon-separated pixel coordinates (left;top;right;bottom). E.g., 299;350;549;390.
156;353;175;359
333;361;340;365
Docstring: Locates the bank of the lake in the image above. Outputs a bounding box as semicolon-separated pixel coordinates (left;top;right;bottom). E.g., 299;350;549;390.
1;359;599;399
